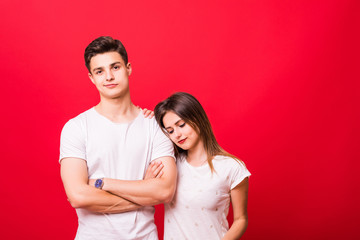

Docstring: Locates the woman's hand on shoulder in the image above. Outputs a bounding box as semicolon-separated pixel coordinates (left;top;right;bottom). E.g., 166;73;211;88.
136;105;154;119
142;108;154;118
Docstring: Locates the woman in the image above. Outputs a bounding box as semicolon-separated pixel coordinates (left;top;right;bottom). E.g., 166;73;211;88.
152;92;251;240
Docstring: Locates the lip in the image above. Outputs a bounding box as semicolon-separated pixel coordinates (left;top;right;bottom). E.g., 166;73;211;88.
178;138;187;144
104;84;118;88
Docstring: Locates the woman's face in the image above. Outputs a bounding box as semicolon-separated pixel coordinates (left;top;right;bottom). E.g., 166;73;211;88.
162;111;201;151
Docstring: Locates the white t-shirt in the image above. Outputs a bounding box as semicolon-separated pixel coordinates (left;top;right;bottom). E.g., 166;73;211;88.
164;155;251;240
60;108;175;240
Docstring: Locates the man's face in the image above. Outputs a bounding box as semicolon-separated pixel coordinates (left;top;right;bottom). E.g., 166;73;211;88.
88;51;132;100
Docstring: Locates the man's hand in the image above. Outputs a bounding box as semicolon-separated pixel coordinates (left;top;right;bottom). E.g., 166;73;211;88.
88;178;96;187
99;156;176;206
144;161;164;180
89;161;164;188
61;157;142;213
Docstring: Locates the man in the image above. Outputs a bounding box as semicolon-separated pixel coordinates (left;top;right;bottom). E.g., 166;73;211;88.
60;36;177;240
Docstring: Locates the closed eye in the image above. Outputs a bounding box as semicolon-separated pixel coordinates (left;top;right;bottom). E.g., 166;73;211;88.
179;123;185;128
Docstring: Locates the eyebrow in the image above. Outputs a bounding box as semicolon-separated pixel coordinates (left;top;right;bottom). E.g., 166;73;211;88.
92;61;122;73
165;119;182;129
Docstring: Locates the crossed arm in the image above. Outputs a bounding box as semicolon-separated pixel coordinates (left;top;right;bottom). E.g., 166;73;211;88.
60;156;176;214
90;157;177;206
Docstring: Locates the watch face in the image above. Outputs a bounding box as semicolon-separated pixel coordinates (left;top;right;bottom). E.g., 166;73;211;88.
95;179;103;189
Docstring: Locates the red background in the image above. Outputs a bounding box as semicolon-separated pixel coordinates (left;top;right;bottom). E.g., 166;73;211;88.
0;0;359;239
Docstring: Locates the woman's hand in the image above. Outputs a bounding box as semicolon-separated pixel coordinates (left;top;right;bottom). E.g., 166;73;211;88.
144;161;164;180
142;108;154;119
136;105;154;118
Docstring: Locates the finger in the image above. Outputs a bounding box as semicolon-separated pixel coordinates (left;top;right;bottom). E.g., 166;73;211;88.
149;112;154;119
142;108;155;118
148;161;159;177
152;163;164;177
144;161;156;179
156;171;164;178
143;109;151;118
150;160;159;169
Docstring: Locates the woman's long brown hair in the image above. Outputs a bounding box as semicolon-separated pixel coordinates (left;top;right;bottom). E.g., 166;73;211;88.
154;92;244;172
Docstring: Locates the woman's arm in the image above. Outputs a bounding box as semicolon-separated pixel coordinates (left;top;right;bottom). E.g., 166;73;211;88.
222;177;249;240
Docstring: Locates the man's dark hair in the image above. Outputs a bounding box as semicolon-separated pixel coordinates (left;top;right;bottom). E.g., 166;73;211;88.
84;36;128;73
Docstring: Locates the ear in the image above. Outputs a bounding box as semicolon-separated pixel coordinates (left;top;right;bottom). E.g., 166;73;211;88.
126;62;132;76
88;72;95;84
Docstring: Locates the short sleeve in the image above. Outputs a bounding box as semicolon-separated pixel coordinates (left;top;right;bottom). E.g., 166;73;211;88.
151;122;175;162
59;118;86;163
229;160;251;190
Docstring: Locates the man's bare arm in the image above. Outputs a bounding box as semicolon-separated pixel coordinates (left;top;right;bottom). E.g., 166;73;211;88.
93;156;177;206
60;157;142;213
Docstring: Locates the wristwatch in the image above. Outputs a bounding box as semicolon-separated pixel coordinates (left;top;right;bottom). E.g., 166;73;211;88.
95;178;104;189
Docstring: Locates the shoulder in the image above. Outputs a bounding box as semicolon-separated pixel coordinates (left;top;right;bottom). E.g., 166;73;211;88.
142;114;160;127
213;155;248;171
139;114;164;134
213;155;251;189
213;155;238;164
62;108;93;131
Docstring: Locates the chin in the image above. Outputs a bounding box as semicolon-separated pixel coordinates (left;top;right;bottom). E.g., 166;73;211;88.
177;144;190;151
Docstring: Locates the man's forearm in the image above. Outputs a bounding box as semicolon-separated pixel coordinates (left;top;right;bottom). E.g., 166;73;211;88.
101;157;177;206
61;157;143;214
68;184;142;213
102;177;175;206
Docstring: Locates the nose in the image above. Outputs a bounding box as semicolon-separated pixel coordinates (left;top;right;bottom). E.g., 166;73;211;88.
173;128;181;139
105;70;115;81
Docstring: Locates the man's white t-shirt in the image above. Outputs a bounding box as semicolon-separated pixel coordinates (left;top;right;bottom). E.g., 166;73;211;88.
60;108;175;240
164;155;250;240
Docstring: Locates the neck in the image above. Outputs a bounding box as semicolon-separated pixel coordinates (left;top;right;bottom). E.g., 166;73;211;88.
186;140;208;167
95;93;139;123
